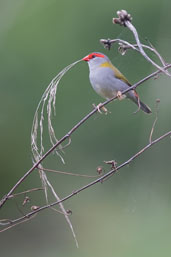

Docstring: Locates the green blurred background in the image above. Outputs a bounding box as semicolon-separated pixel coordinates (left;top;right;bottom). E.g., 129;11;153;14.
0;0;171;256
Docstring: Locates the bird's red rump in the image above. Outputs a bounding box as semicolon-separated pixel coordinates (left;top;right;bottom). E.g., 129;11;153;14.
83;53;105;61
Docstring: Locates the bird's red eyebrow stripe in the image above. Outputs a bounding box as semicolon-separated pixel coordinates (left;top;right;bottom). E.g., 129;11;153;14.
82;53;105;61
91;53;105;58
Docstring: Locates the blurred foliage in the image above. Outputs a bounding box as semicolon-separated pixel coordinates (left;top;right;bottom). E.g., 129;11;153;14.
0;0;171;256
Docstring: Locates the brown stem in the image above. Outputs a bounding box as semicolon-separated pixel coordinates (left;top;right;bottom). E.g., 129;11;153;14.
1;130;170;230
1;64;171;209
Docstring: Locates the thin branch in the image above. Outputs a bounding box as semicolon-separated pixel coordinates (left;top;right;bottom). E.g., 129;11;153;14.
112;10;171;76
8;188;43;199
0;213;36;232
40;167;103;178
1;130;170;230
1;63;171;209
100;39;167;67
149;99;160;143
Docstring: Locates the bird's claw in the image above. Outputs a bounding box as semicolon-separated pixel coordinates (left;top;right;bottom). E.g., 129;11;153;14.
117;91;126;100
93;103;108;114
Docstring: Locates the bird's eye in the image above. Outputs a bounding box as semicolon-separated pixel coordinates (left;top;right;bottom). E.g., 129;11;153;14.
91;54;96;58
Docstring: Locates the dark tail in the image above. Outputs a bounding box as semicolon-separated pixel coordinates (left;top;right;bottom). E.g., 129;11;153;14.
139;100;152;114
127;90;152;114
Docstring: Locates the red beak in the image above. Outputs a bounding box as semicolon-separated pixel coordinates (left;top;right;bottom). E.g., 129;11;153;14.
82;53;105;61
82;55;89;61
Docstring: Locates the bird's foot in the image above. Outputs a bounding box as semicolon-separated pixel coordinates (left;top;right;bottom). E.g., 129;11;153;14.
93;103;108;114
117;91;126;100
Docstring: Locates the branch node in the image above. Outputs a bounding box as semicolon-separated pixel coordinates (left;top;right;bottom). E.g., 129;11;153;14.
72;190;78;195
22;196;30;206
31;205;40;211
113;10;132;26
96;166;103;175
104;160;117;170
100;38;112;50
66;209;72;215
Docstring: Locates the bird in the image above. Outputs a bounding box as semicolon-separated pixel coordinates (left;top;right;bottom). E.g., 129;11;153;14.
82;52;151;114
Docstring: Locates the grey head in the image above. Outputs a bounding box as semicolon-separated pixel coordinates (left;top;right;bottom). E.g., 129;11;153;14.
82;52;111;70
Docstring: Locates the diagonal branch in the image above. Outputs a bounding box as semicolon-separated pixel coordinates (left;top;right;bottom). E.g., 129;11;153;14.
112;10;171;76
1;129;170;231
100;39;167;67
1;63;171;209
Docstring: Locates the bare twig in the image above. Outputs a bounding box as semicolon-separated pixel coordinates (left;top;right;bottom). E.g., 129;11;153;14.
8;188;43;199
39;167;103;178
1;130;170;231
112;10;170;76
0;9;170;248
100;39;167;68
149;99;160;143
0;213;36;232
1;63;171;209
